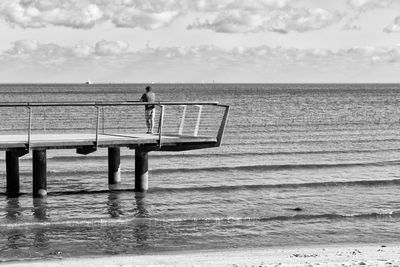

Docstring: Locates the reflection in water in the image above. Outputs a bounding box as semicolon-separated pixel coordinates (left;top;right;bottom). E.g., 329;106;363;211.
104;191;125;254
5;197;21;221
32;197;50;249
107;191;124;218
133;192;149;218
32;197;49;221
102;191;151;253
133;192;149;248
5;197;26;250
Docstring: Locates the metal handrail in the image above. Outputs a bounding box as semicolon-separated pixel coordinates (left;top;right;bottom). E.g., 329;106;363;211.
0;101;221;107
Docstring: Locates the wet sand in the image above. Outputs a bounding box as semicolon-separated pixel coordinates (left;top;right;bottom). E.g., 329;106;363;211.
2;243;400;266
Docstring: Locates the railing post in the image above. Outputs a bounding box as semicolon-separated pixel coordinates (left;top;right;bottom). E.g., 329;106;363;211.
178;105;187;135
216;105;230;147
102;106;105;134
27;106;32;150
158;105;165;147
43;107;47;133
194;105;203;136
95;106;100;148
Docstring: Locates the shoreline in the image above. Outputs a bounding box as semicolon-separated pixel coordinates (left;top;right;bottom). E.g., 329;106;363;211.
2;243;400;266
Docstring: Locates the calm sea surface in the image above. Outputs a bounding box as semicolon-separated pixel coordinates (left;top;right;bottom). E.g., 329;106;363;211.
1;83;400;261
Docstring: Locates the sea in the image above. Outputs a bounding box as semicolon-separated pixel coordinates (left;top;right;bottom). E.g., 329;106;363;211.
1;83;400;262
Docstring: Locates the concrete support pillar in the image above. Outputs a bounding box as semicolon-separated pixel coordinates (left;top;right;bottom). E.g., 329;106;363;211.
6;151;20;197
33;150;47;197
135;148;149;192
108;147;121;184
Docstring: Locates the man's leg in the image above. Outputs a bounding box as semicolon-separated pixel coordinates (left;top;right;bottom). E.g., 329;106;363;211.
150;110;155;133
145;111;151;133
146;119;150;133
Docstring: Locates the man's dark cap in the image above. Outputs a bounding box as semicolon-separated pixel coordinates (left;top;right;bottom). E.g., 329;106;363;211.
146;86;152;91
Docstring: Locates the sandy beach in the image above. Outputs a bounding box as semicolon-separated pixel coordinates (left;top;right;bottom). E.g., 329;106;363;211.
2;243;400;267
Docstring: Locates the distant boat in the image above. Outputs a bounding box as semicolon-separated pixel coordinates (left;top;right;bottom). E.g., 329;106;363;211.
85;80;92;85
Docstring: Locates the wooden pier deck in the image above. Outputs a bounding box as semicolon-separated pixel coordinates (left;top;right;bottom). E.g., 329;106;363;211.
0;133;216;150
0;101;229;197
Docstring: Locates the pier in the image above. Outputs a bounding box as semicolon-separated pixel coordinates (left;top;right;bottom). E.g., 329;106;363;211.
0;101;229;197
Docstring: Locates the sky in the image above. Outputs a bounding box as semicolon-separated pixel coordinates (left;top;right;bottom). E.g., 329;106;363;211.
0;0;400;83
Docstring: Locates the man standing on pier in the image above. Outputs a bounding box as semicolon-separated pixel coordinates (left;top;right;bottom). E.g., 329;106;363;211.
140;86;156;134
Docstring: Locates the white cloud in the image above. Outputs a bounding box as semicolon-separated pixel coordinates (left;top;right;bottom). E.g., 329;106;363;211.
0;0;105;28
0;0;184;29
191;0;290;12
0;0;347;33
3;39;400;66
4;40;129;62
95;40;129;55
111;8;180;29
7;39;39;54
384;16;400;33
72;43;94;57
344;0;398;31
188;7;343;33
2;40;400;82
347;0;395;10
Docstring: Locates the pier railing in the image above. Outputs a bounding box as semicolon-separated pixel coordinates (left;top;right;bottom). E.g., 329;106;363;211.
0;101;229;149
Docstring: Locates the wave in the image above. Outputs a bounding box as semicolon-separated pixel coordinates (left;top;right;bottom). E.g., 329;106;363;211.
231;121;400;130
225;138;400;147
1;178;400;197
157;211;400;223
150;178;400;192
148;160;400;173
6;159;399;178
3;147;399;163
1;211;399;230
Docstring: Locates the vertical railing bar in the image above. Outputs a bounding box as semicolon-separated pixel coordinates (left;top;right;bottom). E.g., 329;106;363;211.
178;105;187;135
216;105;230;147
95;106;100;148
194;105;203;136
43;107;46;133
158;105;165;147
102;106;105;134
27;106;32;150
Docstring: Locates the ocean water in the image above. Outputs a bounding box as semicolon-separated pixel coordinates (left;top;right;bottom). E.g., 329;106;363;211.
1;83;400;261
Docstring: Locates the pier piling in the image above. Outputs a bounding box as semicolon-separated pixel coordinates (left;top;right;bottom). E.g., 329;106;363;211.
108;147;121;184
135;147;149;192
33;150;47;197
6;151;20;197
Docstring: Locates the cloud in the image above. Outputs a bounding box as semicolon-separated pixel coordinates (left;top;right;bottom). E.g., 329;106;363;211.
95;40;129;55
0;0;184;29
2;41;400;82
384;16;400;33
347;0;395;10
111;8;180;29
188;7;343;33
343;0;397;30
3;40;129;63
0;0;347;33
3;39;400;66
190;0;290;12
0;0;105;28
341;45;400;63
